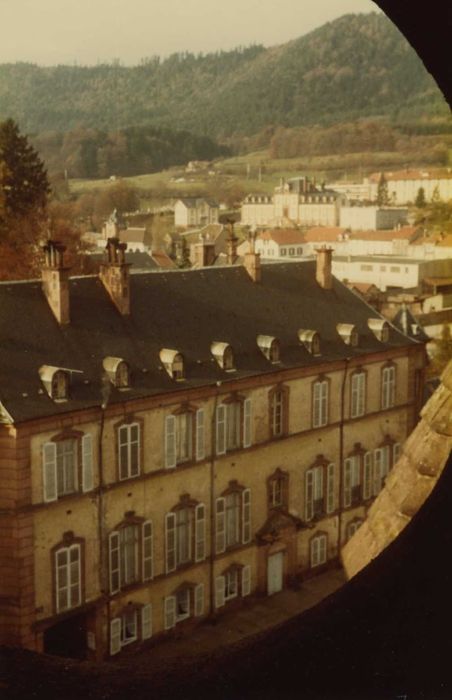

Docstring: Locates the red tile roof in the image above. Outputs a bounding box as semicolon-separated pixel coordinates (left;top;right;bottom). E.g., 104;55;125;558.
151;251;176;269
304;227;347;242
350;226;421;242
259;229;305;245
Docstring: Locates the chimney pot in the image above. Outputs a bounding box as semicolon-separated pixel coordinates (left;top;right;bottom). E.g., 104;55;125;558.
99;237;131;315
41;240;70;324
315;246;334;290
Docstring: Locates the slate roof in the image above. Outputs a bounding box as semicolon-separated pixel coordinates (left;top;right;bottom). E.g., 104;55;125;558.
392;305;430;341
85;251;158;272
0;261;420;423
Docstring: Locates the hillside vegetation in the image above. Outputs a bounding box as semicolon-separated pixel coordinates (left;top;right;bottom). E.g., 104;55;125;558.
0;13;448;140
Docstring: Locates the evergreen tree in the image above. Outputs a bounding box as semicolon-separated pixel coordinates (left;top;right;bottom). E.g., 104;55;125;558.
0;118;50;226
376;172;389;206
415;186;426;208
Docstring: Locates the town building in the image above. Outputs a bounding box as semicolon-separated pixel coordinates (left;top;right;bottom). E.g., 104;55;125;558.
0;239;425;661
174;198;219;228
339;206;408;231
237;229;306;259
368;168;452;204
241;177;344;228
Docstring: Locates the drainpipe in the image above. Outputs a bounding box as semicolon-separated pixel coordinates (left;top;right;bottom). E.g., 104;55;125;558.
337;358;350;554
209;382;221;617
97;377;111;655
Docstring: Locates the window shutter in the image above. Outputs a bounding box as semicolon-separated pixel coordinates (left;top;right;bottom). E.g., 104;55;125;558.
165;415;177;469
216;404;226;455
109;531;120;594
373;448;383;495
194;583;204;617
305;470;314;520
393;442;401;465
311;538;319;567
343;459;352;507
195;504;206;562
358;373;366;416
165;513;177;573
319;535;327;563
363;452;373;499
321;381;328;425
242;565;251;597
389;367;395;407
243;398;252;448
313;383;321;428
381;445;390;478
141;604;152;640
326;463;335;514
164;596;176;630
242;489;251;544
81;434;94;492
215;576;225;608
142;521;153;581
215;497;226;554
196;408;205;461
43;442;57;502
110;618;122;655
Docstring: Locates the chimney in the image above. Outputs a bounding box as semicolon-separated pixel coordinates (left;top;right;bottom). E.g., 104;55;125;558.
226;222;238;265
99;237;131;315
315;246;334;290
41;240;71;325
244;231;261;282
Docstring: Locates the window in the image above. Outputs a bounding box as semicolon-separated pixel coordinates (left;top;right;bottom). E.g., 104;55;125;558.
343;454;362;507
257;335;280;363
360;264;373;271
216;397;252;455
43;432;93;503
165;499;206;573
350;371;366;418
289;247;295;256
381;365;396;409
269;386;288;438
305;462;335;520
54;543;82;613
312;379;329;428
368;318;390;342
268;469;288;510
280;249;287;256
211;342;235;371
160;348;185;380
299;329;321;356
165;407;204;468
347;519;363;541
297;247;303;255
118;422;140;480
215;485;251;554
110;604;152;655
176;588;190;621
103;357;130;389
39;365;70;401
215;565;251;608
109;519;153;594
337;323;359;347
310;533;327;568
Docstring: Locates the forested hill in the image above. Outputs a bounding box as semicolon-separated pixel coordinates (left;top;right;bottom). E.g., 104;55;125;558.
0;12;448;139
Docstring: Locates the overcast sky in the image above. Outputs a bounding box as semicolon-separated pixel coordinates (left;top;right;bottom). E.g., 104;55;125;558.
0;0;380;66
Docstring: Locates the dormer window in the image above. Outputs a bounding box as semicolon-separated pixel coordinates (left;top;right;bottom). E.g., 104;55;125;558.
160;349;185;381
298;329;321;356
368;318;390;342
211;342;235;371
257;335;280;363
336;323;359;347
39;365;70;402
103;357;130;389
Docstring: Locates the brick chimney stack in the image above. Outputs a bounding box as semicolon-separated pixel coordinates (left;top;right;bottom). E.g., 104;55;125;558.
99;237;131;315
244;230;261;282
315;246;334;290
226;222;239;265
41;240;71;325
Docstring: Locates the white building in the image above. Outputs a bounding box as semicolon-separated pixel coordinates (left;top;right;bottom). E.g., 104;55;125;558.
339;206;408;231
237;229;306;259
174;198;219;228
332;255;452;292
368;169;452;204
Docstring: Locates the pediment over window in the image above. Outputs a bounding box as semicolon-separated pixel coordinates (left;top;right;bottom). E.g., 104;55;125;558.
256;509;302;544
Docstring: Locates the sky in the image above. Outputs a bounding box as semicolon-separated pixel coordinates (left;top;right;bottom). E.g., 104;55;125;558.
0;0;380;66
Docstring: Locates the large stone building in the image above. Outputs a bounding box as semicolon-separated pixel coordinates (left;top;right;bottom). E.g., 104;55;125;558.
0;239;425;660
241;177;343;228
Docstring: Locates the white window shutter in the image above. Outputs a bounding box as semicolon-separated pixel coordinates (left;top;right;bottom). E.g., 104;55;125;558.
194;583;204;617
242;565;251;597
393;442;401;465
242;489;251;544
195;503;206;562
141;603;152;640
43;442;57;502
319;535;327;563
326;463;335;513
110;618;121;655
373;448;383;495
109;531;120;594
358;373;366;415
196;408;205;461
343;459;352;507
305;470;314;520
363;452;373;499
81;434;94;492
321;381;328;425
311;538;319;567
165;512;177;573
164;596;176;630
165;415;177;469
313;383;321;428
243;398;252;448
142;520;153;581
215;497;226;554
216;404;226;455
215;576;225;608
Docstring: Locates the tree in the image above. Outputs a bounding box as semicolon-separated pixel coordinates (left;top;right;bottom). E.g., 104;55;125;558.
415;186;426;208
429;324;452;377
0;118;50;226
376;172;389;206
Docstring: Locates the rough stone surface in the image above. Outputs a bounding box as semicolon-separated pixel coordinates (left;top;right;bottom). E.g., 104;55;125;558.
342;359;452;579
